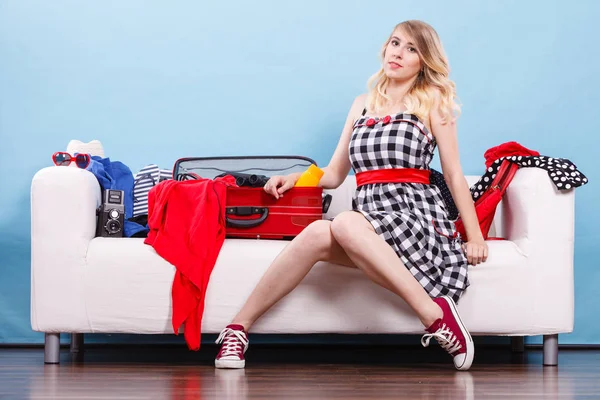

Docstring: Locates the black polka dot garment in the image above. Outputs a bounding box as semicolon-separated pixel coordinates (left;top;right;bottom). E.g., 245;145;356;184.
430;168;459;220
470;156;589;200
348;111;469;304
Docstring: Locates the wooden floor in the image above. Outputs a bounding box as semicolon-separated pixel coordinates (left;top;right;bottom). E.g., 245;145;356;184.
1;345;599;399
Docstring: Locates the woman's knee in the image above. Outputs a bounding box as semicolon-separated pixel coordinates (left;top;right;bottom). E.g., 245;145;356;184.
330;212;362;248
295;220;333;258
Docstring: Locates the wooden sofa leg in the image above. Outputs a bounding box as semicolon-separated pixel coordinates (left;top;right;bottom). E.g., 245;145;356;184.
70;333;84;354
511;336;524;353
543;334;558;366
44;333;60;364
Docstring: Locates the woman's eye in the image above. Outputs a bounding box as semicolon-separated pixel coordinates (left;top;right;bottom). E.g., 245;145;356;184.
391;40;399;46
408;47;416;52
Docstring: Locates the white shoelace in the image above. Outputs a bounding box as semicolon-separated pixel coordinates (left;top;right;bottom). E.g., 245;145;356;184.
421;323;462;354
216;328;249;358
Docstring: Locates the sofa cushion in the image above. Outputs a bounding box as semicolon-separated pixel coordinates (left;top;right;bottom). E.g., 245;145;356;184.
79;235;559;337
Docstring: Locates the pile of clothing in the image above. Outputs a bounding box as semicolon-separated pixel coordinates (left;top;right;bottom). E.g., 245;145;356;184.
65;140;239;350
433;141;588;222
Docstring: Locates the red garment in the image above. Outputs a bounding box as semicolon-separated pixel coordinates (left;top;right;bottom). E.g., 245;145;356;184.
144;175;236;350
455;159;519;241
483;141;539;168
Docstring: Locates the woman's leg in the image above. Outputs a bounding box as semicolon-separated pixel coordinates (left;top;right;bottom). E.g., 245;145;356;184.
330;211;474;371
229;219;359;331
329;211;442;328
216;219;356;369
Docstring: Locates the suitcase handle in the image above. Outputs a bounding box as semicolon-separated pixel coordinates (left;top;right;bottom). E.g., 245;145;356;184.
322;194;332;213
226;206;269;228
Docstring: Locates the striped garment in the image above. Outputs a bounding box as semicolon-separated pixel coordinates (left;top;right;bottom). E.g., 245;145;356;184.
133;164;173;217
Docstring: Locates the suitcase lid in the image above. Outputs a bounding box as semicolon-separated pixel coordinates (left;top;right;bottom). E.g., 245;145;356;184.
172;155;318;181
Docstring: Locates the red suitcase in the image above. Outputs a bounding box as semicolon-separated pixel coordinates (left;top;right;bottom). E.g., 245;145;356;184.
172;156;329;240
225;186;323;239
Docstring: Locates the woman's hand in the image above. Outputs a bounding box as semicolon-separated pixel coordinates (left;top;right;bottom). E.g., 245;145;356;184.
263;174;298;199
462;238;488;266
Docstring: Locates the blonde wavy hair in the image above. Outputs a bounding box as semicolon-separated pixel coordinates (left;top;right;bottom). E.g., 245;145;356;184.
365;20;461;125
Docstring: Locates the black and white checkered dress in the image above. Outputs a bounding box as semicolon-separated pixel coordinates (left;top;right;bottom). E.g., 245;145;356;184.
348;111;469;303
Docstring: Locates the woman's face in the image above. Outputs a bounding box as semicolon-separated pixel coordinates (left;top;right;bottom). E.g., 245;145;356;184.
383;29;422;81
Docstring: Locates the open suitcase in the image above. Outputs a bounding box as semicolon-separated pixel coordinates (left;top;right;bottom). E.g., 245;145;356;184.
172;156;331;240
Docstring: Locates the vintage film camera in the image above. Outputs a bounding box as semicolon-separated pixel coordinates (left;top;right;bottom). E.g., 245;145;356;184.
96;189;125;237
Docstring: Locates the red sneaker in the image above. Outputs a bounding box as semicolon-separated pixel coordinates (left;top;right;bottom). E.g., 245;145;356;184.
421;296;474;370
215;324;249;369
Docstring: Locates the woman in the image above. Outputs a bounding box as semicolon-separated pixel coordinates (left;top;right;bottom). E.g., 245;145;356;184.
214;20;488;371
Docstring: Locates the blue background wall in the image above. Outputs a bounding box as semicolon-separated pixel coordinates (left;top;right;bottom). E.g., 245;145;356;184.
0;0;598;345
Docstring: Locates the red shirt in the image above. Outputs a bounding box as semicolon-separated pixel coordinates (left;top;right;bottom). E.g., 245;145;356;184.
144;175;236;350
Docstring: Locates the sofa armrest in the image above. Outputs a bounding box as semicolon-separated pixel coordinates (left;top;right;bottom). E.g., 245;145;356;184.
30;166;101;332
502;167;575;257
500;167;575;332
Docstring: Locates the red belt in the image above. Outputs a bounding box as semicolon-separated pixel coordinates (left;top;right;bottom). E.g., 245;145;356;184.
356;168;431;187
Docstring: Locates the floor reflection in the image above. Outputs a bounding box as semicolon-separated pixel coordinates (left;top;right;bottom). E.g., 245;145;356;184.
4;347;596;400
26;362;583;400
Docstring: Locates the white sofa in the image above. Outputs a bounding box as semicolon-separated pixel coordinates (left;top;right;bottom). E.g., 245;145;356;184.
30;166;575;365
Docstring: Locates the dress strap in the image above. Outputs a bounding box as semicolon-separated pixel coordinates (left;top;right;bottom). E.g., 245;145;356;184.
361;108;367;116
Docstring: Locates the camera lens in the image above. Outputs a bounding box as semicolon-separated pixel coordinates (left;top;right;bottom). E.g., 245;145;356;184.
106;219;121;234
